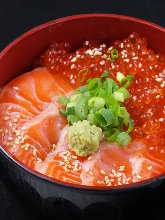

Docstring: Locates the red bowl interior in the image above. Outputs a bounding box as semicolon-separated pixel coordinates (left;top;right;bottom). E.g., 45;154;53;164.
0;14;165;190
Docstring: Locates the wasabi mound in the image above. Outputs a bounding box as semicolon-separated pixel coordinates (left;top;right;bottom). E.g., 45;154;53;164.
68;120;102;156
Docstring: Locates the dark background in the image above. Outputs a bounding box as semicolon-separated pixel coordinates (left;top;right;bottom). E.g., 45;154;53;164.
0;0;165;219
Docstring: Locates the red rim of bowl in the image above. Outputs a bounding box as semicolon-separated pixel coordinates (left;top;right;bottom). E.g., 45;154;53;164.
0;13;165;192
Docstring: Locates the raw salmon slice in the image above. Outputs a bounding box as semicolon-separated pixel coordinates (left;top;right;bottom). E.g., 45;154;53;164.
35;126;83;185
37;126;165;186
0;67;72;169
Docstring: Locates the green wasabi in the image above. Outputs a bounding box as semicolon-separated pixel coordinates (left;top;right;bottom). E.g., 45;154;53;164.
68;120;102;156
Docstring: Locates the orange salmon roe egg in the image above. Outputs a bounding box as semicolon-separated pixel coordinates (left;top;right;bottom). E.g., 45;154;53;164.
38;32;165;155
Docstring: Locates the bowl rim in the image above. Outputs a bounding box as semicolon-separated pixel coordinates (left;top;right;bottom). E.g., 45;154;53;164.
0;13;165;192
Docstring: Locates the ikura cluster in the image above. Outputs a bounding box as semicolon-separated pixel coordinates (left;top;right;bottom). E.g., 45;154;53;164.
38;32;165;153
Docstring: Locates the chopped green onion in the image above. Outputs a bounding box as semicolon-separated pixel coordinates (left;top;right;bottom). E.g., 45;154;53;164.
87;113;98;126
114;92;125;102
100;108;115;126
127;75;134;81
101;71;109;82
108;49;119;62
59;96;68;107
117;107;130;119
70;94;81;103
75;95;88;120
59;109;67;117
116;72;125;83
105;128;120;142
66;106;75;115
117;132;131;146
67;115;79;126
111;49;119;61
126;118;134;133
121;74;134;88
59;69;134;147
78;85;87;93
88;97;105;110
78;68;88;83
116;87;130;100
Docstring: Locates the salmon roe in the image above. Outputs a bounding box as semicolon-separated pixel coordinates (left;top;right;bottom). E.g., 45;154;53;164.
37;32;165;154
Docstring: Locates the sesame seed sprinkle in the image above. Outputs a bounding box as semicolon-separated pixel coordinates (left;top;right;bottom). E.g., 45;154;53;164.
101;170;106;175
148;166;152;171
13;86;19;91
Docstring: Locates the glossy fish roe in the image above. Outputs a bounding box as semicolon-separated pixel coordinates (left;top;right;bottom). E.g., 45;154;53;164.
39;32;165;154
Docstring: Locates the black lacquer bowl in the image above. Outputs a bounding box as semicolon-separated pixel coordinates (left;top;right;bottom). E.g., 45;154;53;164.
0;14;165;220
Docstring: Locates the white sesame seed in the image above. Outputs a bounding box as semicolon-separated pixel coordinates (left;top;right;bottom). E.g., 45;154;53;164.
88;156;93;161
148;166;152;171
4;116;10;121
156;95;160;99
137;175;141;179
150;146;154;151
120;43;124;48
94;51;102;56
21;126;27;131
9;122;13;128
85;49;93;56
89;171;93;175
111;169;116;174
100;60;105;65
33;148;37;156
8;137;13;141
52;144;56;150
7;106;12;111
24;135;29;140
124;59;130;63
132;57;138;60
72;155;77;159
85;168;89;173
76;54;81;58
107;182;112;186
13;86;18;91
59;161;65;166
118;177;122;182
109;174;114;178
71;79;75;84
37;158;42;163
155;78;162;82
105;176;109;181
101;54;107;59
132;170;136;175
71;64;75;69
138;63;142;68
71;57;77;62
101;170;106;175
100;44;106;48
97;181;101;184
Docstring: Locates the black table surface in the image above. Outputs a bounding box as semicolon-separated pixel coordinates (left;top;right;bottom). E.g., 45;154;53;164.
0;0;165;219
